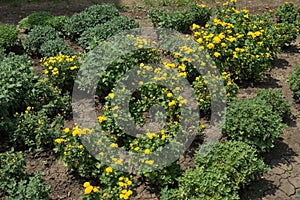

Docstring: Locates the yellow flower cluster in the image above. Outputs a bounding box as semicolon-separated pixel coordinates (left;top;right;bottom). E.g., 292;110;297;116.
83;182;99;195
24;106;33;114
41;53;80;76
118;176;133;199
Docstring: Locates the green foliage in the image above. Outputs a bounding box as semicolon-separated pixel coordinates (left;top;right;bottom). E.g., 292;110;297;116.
0;150;50;200
275;2;300;24
12;108;63;151
39;38;74;57
21;25;60;55
18;11;54;31
0;24;19;49
46;15;69;32
160;141;268;200
0;53;34;118
192;71;239;114
288;64;300;101
142;162;180;188
64;4;120;40
0;150;26;188
5;173;51;200
254;88;291;119
222;98;286;152
148;4;212;33
78;15;140;49
0;47;6;60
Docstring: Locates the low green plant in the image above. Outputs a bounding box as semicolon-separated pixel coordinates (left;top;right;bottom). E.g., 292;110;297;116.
21;25;60;55
0;150;50;199
12;107;63;151
0;47;6;59
222;98;286;152
18;11;53;31
160;141;269;200
254;88;291;119
275;2;300;24
64;4;120;40
142;161;180;188
78;15;139;49
0;53;34;118
0;24;19;49
39;38;74;57
46;15;68;32
288;64;300;101
148;4;212;33
5;173;51;200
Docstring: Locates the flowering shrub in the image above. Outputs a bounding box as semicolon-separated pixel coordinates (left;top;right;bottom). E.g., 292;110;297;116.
18;11;53;31
41;53;82;92
12;107;63;151
160;141;268;200
0;24;18;49
222;98;286;152
148;3;212;33
64;4;120;40
288;64;300;101
78;15;140;50
53;126;135;200
192;0;298;81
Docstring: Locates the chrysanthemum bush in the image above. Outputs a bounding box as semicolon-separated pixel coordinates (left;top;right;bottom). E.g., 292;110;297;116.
64;4;120;40
12;107;63;151
160;141;269;200
222;97;287;153
0;24;18;50
288;64;300;101
0;150;51;199
275;2;300;24
41;53;82;92
148;3;212;33
192;0;299;81
78;15;140;50
53;126;135;200
21;25;74;57
18;11;54;31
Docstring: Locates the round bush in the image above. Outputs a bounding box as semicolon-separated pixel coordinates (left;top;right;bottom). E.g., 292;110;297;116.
46;15;69;32
222;98;286;152
18;11;53;31
0;24;19;49
64;4;120;39
39;38;74;57
160;141;268;200
288;64;300;101
78;15;139;49
21;25;60;55
254;88;291;119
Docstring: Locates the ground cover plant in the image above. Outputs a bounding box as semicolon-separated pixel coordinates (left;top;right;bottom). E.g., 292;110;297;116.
0;0;300;199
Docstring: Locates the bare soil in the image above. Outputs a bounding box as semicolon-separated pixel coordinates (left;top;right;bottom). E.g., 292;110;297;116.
1;0;300;199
